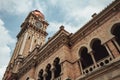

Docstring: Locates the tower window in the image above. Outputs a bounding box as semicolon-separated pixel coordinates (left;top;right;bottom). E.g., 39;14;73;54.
34;40;37;43
111;23;120;46
28;36;30;39
79;47;93;69
91;39;109;62
26;77;29;80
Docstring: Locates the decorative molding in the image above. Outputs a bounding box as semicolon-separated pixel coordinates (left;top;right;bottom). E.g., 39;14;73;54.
70;0;120;47
17;31;70;78
17;22;48;39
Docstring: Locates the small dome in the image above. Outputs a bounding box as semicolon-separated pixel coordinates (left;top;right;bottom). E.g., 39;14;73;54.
32;10;45;19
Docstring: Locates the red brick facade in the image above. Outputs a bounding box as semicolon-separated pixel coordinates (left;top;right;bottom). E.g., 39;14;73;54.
3;0;120;80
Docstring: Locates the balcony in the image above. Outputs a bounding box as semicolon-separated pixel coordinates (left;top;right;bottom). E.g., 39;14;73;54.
82;56;113;75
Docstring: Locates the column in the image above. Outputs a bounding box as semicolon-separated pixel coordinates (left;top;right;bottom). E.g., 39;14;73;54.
13;56;22;73
16;37;23;57
19;32;28;55
43;72;47;80
112;38;120;52
14;61;20;73
37;37;40;45
89;51;97;67
51;68;55;80
104;43;114;59
29;35;34;52
77;60;83;74
107;38;120;57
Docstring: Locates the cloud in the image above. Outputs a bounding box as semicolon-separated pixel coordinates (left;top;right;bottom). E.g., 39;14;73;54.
43;0;114;38
56;0;114;25
0;0;45;15
48;22;79;33
0;0;114;27
0;19;16;79
47;21;79;38
0;66;6;80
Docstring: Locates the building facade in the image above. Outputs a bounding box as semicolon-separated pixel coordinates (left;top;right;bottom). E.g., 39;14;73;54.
3;0;120;80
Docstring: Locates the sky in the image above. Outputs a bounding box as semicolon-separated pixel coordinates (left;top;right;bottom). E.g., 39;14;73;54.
0;0;114;79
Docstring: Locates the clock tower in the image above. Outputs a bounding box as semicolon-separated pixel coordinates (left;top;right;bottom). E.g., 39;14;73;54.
9;10;49;70
16;10;48;57
3;10;49;79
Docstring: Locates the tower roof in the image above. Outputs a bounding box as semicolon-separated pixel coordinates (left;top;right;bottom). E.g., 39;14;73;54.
32;10;45;19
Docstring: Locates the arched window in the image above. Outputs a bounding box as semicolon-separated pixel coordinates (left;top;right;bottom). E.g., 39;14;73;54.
38;69;44;80
45;64;52;80
53;57;61;78
111;23;120;46
91;39;109;62
79;47;93;69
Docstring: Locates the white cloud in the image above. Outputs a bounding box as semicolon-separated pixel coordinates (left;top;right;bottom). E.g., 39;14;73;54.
0;19;16;79
0;0;45;15
46;0;114;38
47;21;79;37
62;0;113;24
0;66;6;80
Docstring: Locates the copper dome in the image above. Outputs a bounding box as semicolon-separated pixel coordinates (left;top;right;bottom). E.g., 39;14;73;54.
32;10;45;20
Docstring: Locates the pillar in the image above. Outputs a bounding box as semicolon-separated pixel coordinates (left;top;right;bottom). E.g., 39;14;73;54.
89;51;97;67
78;60;83;74
19;32;28;55
29;35;34;52
104;43;114;59
51;68;55;80
112;37;120;52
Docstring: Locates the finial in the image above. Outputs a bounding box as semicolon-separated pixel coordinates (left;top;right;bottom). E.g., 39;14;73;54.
60;25;64;30
92;13;97;18
48;37;51;40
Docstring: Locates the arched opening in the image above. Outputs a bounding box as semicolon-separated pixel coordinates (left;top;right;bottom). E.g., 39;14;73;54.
53;57;61;78
38;69;43;80
91;39;109;62
45;64;52;80
79;47;93;69
111;23;120;46
26;77;29;80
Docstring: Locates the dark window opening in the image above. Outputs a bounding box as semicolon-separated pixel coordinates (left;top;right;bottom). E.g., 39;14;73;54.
38;69;43;80
45;64;52;80
111;23;120;46
28;36;30;39
53;57;61;78
79;47;93;69
26;77;29;80
34;40;37;43
91;39;109;62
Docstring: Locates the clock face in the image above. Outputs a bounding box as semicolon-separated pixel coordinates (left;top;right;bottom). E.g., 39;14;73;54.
35;21;42;28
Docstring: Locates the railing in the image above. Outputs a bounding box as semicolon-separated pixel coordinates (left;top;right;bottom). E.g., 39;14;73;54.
82;64;95;74
96;56;112;68
82;56;113;75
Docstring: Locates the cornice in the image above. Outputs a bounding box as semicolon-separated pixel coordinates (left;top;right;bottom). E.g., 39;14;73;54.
17;22;48;39
36;33;69;63
17;29;70;78
70;0;120;47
